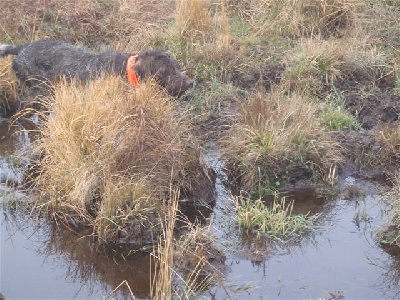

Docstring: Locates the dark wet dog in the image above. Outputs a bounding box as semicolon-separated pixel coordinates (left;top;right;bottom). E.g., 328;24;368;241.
0;40;193;97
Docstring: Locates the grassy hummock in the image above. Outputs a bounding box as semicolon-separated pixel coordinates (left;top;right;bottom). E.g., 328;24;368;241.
223;88;341;197
30;77;205;242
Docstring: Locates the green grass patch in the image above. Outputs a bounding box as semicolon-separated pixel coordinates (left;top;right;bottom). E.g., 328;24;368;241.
321;109;360;131
234;196;321;240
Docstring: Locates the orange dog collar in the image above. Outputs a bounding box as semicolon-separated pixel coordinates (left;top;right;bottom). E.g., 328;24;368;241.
126;55;139;87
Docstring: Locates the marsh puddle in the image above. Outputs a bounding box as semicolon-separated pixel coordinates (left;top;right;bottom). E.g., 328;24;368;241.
2;123;400;299
203;143;400;299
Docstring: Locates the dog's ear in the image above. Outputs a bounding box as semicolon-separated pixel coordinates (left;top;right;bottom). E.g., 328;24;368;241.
132;56;143;76
134;56;142;67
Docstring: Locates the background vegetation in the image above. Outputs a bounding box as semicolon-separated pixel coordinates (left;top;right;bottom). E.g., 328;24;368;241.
1;0;400;298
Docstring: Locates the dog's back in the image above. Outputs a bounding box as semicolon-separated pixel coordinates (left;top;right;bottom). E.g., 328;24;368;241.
2;40;129;86
0;39;193;97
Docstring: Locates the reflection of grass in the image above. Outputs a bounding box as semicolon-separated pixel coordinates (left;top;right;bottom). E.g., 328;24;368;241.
234;195;320;239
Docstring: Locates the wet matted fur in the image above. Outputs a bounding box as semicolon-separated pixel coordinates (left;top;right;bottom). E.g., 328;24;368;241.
0;40;193;97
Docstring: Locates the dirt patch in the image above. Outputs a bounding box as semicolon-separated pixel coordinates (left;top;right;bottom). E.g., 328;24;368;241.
329;73;399;182
231;61;285;92
345;89;399;130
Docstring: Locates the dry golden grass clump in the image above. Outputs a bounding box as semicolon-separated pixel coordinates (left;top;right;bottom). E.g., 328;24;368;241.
175;0;214;39
171;0;232;62
0;57;19;116
223;88;341;195
31;76;203;241
255;0;364;38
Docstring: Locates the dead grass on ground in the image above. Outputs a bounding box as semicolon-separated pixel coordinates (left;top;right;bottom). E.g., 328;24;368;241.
283;37;388;96
0;0;174;46
254;0;364;39
30;76;203;241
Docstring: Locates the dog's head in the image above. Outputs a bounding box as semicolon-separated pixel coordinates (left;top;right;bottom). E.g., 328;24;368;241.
132;50;193;97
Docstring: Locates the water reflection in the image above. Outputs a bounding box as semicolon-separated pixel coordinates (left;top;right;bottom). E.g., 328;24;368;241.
1;197;152;299
3;122;400;299
0;121;30;185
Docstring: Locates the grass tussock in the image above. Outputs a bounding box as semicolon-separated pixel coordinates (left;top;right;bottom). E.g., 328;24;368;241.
234;195;320;239
31;76;202;241
175;0;214;40
0;57;19;116
319;88;360;131
283;37;388;96
223;88;341;196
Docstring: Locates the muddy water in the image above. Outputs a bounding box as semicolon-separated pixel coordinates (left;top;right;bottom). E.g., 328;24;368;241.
2;122;400;299
0;122;152;299
203;143;400;300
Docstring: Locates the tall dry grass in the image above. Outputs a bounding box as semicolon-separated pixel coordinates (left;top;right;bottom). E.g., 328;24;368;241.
172;0;232;60
223;88;341;194
151;192;221;299
151;191;178;299
31;76;202;241
0;57;19;116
